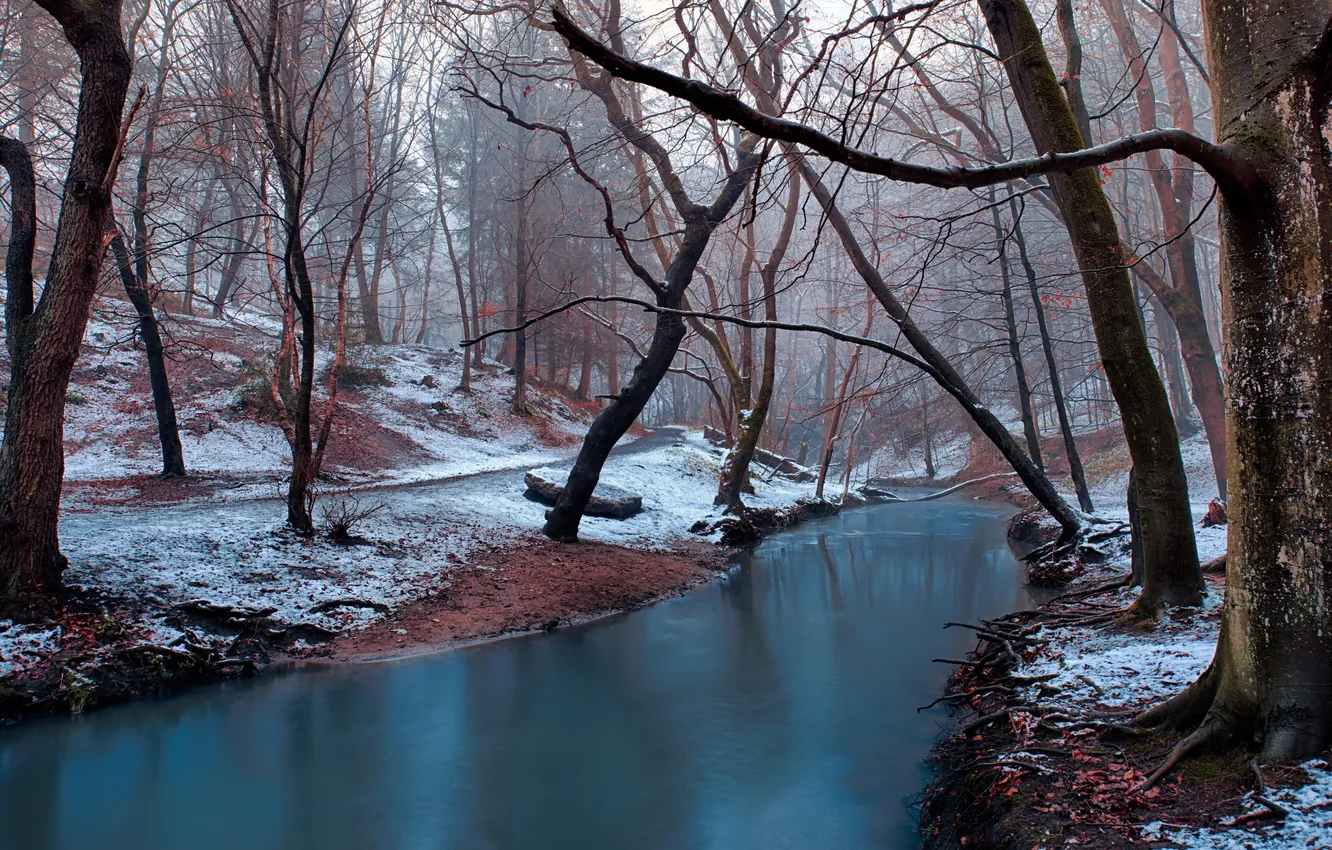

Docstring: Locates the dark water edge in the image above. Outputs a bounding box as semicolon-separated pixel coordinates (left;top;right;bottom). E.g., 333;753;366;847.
0;498;1033;850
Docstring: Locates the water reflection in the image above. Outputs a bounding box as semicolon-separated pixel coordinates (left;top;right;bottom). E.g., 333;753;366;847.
0;498;1031;850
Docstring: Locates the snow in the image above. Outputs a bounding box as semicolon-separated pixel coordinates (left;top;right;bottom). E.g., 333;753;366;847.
512;430;817;546
0;622;62;678
1087;430;1222;510
1023;585;1221;706
1000;509;1329;847
1143;760;1332;849
54;302;600;502
31;427;814;675
858;428;970;481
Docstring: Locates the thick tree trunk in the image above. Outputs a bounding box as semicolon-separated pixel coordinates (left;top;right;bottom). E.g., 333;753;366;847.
544;308;687;542
1141;1;1332;762
0;3;132;596
543;136;758;541
980;0;1201;608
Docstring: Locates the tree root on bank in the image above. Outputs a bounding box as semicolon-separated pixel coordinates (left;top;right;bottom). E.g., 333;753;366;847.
1232;761;1290;825
1139;717;1232;790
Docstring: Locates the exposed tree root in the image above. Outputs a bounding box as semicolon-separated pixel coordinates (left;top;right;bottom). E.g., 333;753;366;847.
1230;760;1290;825
1139;717;1233;790
1136;661;1221;730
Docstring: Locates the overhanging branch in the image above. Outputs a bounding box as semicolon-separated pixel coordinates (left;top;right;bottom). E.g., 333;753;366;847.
550;4;1258;196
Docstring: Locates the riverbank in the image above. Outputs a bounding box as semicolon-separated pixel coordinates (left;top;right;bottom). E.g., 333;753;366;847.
0;428;832;725
919;511;1332;849
0;535;732;724
317;537;728;662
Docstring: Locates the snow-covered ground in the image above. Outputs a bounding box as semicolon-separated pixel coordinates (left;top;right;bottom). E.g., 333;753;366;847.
995;515;1329;847
1144;762;1332;849
1;427;818;677
58;302;594;503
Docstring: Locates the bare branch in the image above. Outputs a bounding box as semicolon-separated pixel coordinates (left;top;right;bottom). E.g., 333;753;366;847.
549;4;1258;196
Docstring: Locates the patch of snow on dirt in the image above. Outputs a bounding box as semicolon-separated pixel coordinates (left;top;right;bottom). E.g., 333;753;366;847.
1143;759;1332;849
1025;586;1221;707
0;622;62;677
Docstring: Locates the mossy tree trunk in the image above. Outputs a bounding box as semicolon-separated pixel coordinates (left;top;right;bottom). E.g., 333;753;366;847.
979;0;1203;610
1141;1;1332;762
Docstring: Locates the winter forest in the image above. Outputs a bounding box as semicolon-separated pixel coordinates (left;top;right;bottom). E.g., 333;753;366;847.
0;0;1329;846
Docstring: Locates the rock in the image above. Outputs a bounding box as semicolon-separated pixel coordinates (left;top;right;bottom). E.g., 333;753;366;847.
523;471;643;519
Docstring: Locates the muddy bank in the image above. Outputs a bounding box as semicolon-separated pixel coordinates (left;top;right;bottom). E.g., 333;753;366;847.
315;537;727;661
0;536;727;726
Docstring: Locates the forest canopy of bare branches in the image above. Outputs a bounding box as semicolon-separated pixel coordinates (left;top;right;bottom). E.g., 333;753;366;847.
0;0;1329;844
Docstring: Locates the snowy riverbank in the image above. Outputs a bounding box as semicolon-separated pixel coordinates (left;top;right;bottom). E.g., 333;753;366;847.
920;508;1332;849
0;426;822;720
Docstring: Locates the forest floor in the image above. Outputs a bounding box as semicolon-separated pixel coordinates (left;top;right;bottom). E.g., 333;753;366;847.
873;413;1332;846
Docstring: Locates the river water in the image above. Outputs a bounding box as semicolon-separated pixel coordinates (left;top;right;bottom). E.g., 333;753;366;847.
0;497;1031;850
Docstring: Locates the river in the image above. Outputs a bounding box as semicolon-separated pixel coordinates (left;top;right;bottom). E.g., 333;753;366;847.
0;497;1032;850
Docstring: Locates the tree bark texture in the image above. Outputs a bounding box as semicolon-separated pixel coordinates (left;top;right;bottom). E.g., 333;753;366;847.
0;0;132;596
1142;1;1332;760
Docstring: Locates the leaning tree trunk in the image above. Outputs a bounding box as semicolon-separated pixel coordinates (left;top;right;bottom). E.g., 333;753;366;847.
544;306;688;541
543;141;759;542
1139;1;1332;764
798;159;1086;536
980;0;1202;610
0;1;132;596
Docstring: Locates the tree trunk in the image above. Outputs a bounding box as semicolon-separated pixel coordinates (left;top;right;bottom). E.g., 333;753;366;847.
511;175;530;414
0;2;132;596
716;165;799;509
1099;0;1228;499
1140;1;1332;762
798;159;1085;535
211;188;250;318
543;133;758;541
980;0;1201;608
992;198;1043;469
117;19;186;479
109;229;186;477
1011;200;1093;510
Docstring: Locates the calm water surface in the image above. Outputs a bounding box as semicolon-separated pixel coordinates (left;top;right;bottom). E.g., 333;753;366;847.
0;498;1031;850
